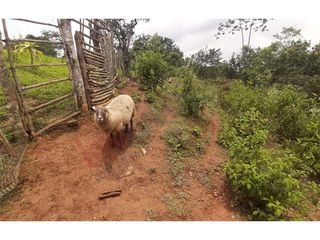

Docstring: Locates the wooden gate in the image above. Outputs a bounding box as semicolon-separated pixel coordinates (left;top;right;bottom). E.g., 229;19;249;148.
73;19;117;108
1;19;83;138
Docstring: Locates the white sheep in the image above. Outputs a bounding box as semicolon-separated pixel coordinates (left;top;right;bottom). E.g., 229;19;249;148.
92;94;135;149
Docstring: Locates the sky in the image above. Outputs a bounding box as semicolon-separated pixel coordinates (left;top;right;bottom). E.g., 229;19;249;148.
3;18;320;60
134;18;320;59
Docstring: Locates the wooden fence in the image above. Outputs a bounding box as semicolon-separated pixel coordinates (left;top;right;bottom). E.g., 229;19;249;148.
73;19;118;107
0;18;117;201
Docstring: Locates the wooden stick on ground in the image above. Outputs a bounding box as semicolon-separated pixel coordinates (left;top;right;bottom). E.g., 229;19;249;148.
98;190;121;200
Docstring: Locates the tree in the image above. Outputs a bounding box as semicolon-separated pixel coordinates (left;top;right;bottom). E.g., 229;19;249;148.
189;47;224;79
131;34;184;68
25;30;62;57
190;47;222;67
110;19;149;75
14;41;43;64
215;19;270;48
273;27;303;46
133;51;169;91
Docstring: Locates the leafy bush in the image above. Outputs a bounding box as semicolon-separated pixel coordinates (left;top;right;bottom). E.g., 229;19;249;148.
264;86;316;140
294;108;320;175
219;108;304;220
134;51;169;91
278;74;320;97
178;69;207;118
145;90;158;103
220;80;266;115
131;92;141;103
225;148;303;220
219;80;320;219
221;81;318;141
219;108;269;156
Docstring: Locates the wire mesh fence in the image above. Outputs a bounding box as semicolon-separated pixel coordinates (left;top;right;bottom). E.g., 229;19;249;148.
0;84;27;201
0;19;79;201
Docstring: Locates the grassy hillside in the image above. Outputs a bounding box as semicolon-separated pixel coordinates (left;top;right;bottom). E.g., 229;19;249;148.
0;50;76;138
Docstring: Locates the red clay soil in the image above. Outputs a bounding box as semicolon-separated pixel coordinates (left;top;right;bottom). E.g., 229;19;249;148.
0;81;241;221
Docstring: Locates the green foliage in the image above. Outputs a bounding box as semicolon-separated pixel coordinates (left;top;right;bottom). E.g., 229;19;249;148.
25;30;63;57
220;80;320;220
225;148;303;220
134;51;169;91
219;107;304;220
264;86;316;140
14;41;44;65
144;90;158;103
221;80;265;115
133;121;151;148
294;108;320;176
223;27;320;97
1;49;74;133
131;34;184;71
131;92;141;103
178;68;207;118
221;81;318;141
163;118;207;187
219;108;269;155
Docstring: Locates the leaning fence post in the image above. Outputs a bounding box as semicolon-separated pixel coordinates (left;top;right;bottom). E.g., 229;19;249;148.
58;19;89;112
1;19;35;138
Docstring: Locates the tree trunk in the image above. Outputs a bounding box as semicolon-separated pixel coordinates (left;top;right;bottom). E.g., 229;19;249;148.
58;19;89;112
239;20;244;48
247;19;254;47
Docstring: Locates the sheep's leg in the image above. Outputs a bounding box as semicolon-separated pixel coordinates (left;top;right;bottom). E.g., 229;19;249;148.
118;131;124;150
130;116;134;132
110;133;115;148
125;124;129;133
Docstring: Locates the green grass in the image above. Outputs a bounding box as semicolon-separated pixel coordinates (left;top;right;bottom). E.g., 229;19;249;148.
161;192;192;219
163;117;208;187
0;86;8;120
132;121;151;148
1;49;76;134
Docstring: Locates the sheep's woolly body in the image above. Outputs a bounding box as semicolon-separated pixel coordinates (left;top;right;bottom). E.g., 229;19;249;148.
96;94;135;134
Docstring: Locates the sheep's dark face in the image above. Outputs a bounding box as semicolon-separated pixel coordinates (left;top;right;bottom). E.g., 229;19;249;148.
93;106;108;123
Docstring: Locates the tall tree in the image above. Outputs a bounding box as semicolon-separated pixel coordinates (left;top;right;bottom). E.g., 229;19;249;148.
131;34;184;68
273;27;303;46
190;47;222;67
215;18;270;48
110;19;149;75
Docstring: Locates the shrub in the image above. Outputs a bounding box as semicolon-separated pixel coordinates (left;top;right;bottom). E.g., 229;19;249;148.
225;148;304;220
180;74;207;118
220;80;266;116
219;108;304;220
219;108;269;156
264;86;316;140
134;51;169;91
294;108;320;175
145;90;158;104
131;92;141;103
278;74;320;98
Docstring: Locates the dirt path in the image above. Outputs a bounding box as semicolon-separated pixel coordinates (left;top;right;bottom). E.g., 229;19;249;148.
0;81;240;221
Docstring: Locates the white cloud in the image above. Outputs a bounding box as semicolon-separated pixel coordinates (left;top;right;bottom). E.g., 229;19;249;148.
3;18;320;60
135;18;320;59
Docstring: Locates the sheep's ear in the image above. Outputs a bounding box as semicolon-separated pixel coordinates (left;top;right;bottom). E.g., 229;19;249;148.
92;106;96;111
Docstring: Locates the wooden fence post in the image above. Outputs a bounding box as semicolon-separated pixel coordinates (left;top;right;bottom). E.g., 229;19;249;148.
58;19;89;112
1;19;35;138
0;32;27;141
74;31;92;109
